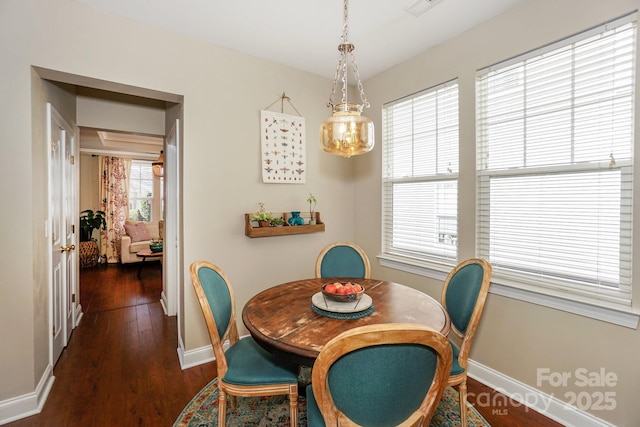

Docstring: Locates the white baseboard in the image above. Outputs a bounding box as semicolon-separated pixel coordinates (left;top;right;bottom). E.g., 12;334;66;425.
74;305;83;326
177;338;238;370
160;294;169;316
468;359;616;427
177;341;215;370
0;364;55;425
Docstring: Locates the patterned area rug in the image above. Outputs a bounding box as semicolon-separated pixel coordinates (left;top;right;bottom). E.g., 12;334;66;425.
174;379;490;427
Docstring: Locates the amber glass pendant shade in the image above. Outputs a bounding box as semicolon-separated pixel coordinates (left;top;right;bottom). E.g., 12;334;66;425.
320;104;374;158
152;151;164;177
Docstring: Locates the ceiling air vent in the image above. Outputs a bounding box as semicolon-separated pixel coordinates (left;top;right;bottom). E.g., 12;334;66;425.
404;0;445;17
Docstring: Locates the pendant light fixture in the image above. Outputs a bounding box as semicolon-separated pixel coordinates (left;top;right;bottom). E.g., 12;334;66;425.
320;0;374;158
152;150;164;177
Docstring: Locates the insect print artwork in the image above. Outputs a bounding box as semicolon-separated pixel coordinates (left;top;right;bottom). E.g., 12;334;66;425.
260;110;306;183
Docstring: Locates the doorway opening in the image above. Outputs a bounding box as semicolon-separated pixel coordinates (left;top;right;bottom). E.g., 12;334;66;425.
36;66;184;367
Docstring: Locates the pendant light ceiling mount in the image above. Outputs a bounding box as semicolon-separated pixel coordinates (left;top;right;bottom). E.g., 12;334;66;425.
320;0;374;159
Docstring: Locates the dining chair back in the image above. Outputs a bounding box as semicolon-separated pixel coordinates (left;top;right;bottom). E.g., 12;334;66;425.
315;242;371;279
190;260;299;427
440;258;492;427
306;323;452;427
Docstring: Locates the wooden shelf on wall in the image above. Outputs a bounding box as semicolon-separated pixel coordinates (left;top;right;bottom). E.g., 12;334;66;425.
244;212;325;238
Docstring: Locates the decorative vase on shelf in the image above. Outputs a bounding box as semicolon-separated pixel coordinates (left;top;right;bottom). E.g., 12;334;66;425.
288;211;304;226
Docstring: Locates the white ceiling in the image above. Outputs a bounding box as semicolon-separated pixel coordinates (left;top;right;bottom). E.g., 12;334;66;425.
73;0;525;81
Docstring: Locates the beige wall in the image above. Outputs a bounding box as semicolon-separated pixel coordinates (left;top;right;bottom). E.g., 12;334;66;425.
79;154;99;213
2;0;640;425
357;0;640;425
76;94;165;136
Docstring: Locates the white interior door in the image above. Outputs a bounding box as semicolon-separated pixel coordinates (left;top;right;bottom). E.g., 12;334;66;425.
162;119;179;316
49;104;65;363
48;104;77;364
62;123;77;343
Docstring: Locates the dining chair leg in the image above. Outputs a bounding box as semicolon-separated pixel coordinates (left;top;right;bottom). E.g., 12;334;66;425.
218;391;227;427
229;395;237;410
459;381;468;427
289;389;299;427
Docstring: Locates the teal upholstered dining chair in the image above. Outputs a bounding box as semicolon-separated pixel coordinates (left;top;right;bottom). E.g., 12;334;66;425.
315;242;371;279
306;323;452;427
190;261;299;427
440;258;492;427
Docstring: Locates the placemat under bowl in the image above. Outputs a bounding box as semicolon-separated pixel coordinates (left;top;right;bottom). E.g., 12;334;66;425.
311;303;375;319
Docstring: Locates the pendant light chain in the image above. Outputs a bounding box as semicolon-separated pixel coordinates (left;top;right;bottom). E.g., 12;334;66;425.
326;0;369;111
342;0;349;43
344;0;369;109
351;51;370;109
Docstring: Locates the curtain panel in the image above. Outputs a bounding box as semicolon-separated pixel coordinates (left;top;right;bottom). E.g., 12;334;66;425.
99;156;131;263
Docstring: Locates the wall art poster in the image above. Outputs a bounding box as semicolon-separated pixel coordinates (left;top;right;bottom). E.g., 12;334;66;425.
260;110;306;183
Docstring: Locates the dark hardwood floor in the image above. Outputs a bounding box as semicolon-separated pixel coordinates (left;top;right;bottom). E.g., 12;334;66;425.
465;379;563;427
7;262;216;427
7;263;562;426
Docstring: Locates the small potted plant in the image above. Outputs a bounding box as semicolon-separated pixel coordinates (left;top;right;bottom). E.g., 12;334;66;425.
307;193;317;225
251;202;274;227
270;217;285;227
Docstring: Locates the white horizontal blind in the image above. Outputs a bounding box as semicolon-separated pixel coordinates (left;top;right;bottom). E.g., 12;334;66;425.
382;81;459;264
476;14;636;305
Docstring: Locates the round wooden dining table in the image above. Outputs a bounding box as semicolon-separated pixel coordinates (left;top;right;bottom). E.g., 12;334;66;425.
242;277;451;366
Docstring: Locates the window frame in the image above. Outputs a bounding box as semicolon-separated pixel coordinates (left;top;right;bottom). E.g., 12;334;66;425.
380;80;460;274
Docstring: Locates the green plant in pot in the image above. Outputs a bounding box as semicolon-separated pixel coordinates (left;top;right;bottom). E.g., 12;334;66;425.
307;193;317;225
79;209;107;242
270;217;285;227
251;202;274;227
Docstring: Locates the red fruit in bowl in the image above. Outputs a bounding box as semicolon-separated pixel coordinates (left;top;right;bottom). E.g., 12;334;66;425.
324;284;337;294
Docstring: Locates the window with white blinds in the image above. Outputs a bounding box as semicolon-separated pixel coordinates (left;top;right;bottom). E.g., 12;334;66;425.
129;160;154;222
476;13;636;306
382;80;459;266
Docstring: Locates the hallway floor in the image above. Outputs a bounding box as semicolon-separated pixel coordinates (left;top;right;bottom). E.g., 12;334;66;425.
6;263;216;426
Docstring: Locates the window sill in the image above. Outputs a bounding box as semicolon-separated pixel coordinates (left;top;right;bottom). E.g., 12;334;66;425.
378;253;452;282
378;254;639;329
489;282;639;329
